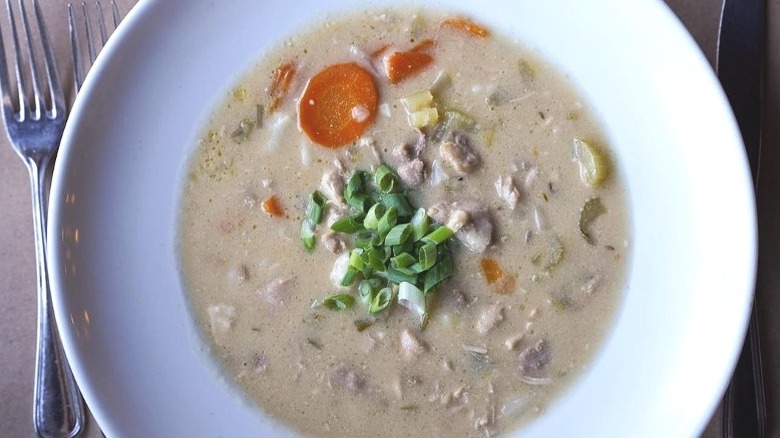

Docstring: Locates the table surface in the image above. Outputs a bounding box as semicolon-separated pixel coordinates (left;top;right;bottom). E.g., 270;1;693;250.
1;0;777;436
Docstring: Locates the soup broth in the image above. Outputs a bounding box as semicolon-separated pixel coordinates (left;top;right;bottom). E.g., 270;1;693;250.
180;8;628;437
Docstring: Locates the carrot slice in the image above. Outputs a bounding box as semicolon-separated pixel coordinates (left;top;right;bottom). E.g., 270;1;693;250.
261;196;285;217
440;18;490;38
385;51;434;84
370;43;391;59
298;62;378;148
268;62;296;113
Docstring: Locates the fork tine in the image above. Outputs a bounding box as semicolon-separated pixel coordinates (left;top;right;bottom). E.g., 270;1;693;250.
6;0;28;119
16;0;46;120
96;2;107;45
80;3;96;65
31;0;64;118
111;0;119;28
67;3;84;92
0;2;12;119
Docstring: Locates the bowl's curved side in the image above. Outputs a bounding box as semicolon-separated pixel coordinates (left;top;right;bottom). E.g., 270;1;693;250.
47;0;756;437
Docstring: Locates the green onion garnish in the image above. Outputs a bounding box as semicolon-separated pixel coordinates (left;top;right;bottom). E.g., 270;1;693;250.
307;164;459;324
369;287;393;313
384;223;412;246
375;164;400;193
331;214;366;233
301;219;316;251
363;203;385;230
422;225;454;245
306;190;326;225
323;294;355;311
410;208;429;242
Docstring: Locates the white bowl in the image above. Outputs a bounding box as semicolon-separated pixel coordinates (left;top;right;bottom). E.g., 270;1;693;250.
48;0;756;436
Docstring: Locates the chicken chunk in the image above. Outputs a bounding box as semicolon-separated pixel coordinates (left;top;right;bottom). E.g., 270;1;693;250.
494;175;521;209
257;277;293;307
320;170;345;204
476;303;504;334
428;201;493;252
440;132;479;174
517;339;551;378
398;158;425;187
329;364;367;393
400;328;427;361
321;231;347;254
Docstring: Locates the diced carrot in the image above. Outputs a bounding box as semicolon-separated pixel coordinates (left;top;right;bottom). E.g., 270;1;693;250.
481;258;516;294
268;62;296;113
261;196;285;217
411;39;436;52
440;17;490;38
481;258;504;284
384;51;434;85
298;62;378;148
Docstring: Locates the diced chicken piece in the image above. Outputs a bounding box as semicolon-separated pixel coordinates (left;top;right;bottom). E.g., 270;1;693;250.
428;201;493;252
320;170;345;204
329;364;367;393
400;328;427;360
476;303;504;334
257;277;293;307
494;175;521;209
207;304;236;344
440;132;479;174
398;158;425;187
393;133;427;161
321;231;347;254
517;339;551;378
330;253;351;288
441;288;470;310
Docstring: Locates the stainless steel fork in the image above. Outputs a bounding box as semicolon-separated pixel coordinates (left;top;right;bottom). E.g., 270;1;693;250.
0;1;82;437
69;1;120;91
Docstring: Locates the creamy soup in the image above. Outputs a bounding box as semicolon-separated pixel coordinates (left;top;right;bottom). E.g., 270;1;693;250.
180;8;628;438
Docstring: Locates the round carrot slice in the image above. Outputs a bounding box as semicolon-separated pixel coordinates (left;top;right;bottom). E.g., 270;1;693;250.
298;63;378;148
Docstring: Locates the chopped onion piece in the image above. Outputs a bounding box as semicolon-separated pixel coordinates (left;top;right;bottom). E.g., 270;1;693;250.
398;281;425;317
500;394;532;418
300;140;312;166
462;344;488;355
266;113;290;151
379;103;391;118
401;90;434;112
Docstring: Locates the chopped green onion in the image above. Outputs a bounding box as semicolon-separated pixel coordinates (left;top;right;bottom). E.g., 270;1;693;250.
347;193;371;212
349;248;367;273
331;214;366;233
344;171;366;199
391;252;416;269
357;278;381;304
392;240;414;257
385;267;418;285
377;207;398;239
385;223;412;246
375;164;400;193
369;287;393;313
416;242;437;271
423;251;454;293
340;266;360;287
301;219;315;251
422;226;454;245
305;190;326;224
410;208;430;242
323;294;355;311
397;282;425;318
361;247;386;272
363;203;385;230
380;193;415;218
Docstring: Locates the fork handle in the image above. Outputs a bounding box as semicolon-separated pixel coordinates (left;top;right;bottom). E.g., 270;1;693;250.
26;157;85;438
